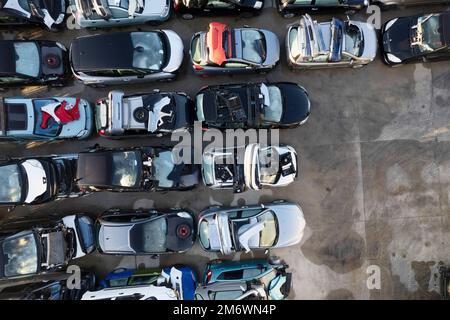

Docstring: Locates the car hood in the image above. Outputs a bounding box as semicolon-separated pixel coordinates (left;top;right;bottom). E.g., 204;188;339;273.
276;83;310;125
98;224;134;253
143;0;169;15
162;30;184;73
55;98;93;139
260;30;280;66
21;160;48;204
382;16;415;61
273;204;306;248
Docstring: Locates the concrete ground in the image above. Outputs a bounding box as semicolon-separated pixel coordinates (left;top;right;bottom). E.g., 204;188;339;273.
1;2;450;299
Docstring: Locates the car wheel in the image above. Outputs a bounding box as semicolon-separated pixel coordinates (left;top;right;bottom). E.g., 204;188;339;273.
182;13;194;20
283;12;295;19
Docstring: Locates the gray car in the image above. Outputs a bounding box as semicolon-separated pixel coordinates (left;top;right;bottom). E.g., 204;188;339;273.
69;0;171;28
286;14;377;70
190;22;280;75
198;201;306;254
70;31;184;86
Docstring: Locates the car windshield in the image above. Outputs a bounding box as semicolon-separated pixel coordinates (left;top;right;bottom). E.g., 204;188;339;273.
77;216;95;252
0;165;22;203
130;218;167;253
199;220;210;249
14;42;40;77
258;147;280;185
2;232;38;277
152;150;176;188
415;15;444;53
112;151;139;187
241;30;266;64
344;23;363;57
261;84;282;123
131;32;166;71
257;210;277;247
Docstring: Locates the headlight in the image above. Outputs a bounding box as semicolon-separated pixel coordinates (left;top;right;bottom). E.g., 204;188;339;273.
161;5;170;17
384;18;398;31
55;13;65;24
254;1;263;9
386;53;402;63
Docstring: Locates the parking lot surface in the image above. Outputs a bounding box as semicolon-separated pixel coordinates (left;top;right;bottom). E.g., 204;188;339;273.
0;2;449;299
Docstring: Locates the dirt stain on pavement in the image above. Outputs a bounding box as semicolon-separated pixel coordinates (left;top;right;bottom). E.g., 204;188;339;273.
325;289;355;300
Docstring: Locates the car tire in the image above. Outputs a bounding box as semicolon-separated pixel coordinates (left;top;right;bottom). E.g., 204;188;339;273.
182;13;194;20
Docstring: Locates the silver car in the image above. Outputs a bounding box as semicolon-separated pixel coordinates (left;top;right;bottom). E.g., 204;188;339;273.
70;31;184;86
286;14;377;70
198;202;306;254
69;0;171;28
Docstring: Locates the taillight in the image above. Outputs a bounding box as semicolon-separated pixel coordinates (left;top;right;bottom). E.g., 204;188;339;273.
173;0;180;11
205;270;212;284
98;129;106;136
193;64;204;71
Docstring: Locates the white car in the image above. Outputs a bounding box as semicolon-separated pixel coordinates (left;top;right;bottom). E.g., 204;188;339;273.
198;202;306;254
69;0;171;28
202;143;298;193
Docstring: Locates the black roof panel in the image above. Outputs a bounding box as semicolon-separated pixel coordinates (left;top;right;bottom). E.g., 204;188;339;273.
0;41;16;74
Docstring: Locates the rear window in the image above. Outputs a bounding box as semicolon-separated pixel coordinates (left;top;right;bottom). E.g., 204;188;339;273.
5;103;27;131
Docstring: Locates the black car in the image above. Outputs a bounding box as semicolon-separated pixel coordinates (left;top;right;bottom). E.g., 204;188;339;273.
0;272;95;300
96;209;196;255
0;40;69;87
173;0;264;20
76;146;200;192
195;82;310;129
95;90;195;138
0;0;66;31
381;12;450;66
0;215;95;281
276;0;368;18
0;155;85;207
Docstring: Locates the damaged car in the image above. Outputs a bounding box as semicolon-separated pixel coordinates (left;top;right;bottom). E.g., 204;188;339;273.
68;0;171;29
195;82;310;129
95;90;195;138
198;201;306;254
0;39;69;87
95;208;195;255
76;146;200;192
381;11;450;66
173;0;264;20
0;96;93;141
286;14;377;70
0;215;95;281
190;22;280;75
277;0;368;19
0;0;66;30
202;143;298;193
70;30;184;86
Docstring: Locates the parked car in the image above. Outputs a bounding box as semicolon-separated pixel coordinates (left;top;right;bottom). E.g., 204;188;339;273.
95;209;195;255
195;281;268;300
95;90;195;138
374;0;450;8
0;96;93;141
277;0;368;18
0;0;66;30
173;0;263;20
201;257;291;300
190;22;280;75
202;143;298;193
0;40;69;87
76;146;200;192
381;12;450;66
68;0;171;28
0;272;95;300
83;265;196;300
286;14;377;70
0;215;95;281
195;82;310;129
0;154;85;207
198;201;306;254
70;30;184;86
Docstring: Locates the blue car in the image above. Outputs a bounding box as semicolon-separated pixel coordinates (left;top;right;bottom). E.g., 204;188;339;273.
98;266;197;300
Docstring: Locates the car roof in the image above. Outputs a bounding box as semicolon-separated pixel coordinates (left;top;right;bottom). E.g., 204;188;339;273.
76;151;115;186
70;32;135;71
0;41;16;74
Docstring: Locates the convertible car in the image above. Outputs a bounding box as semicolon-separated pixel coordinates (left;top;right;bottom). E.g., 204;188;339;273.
195;82;310;128
190;22;280;75
173;0;263;20
0;0;66;30
95;209;195;255
202;143;298;193
277;0;368;18
198;201;306;254
0;215;95;281
95;90;195;138
76;146;200;192
0;97;93;141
